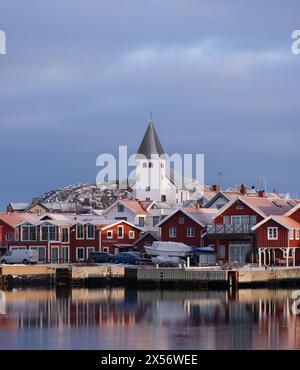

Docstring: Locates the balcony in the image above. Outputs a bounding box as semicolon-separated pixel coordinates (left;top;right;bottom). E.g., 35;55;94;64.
206;224;254;235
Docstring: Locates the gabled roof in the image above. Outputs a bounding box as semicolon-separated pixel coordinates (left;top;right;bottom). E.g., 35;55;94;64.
284;202;300;217
137;121;165;159
204;192;236;208
103;199;151;215
213;196;297;220
133;231;160;246
157;207;219;228
252;215;300;231
0;213;38;228
100;220;143;232
8;203;31;211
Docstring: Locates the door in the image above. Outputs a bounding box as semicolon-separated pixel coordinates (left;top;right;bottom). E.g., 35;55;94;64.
51;247;59;263
61;246;69;263
229;244;252;264
30;247;46;262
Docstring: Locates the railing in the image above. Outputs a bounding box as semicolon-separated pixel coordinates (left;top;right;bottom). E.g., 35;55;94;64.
206;224;253;234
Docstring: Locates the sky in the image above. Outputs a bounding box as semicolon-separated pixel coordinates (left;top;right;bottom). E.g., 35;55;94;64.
0;0;300;209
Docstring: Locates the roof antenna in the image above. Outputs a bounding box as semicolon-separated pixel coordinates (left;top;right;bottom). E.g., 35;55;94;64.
149;110;153;122
218;171;223;187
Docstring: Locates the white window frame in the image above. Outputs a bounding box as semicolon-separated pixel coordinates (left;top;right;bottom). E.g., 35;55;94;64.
62;228;70;243
179;218;185;224
76;247;85;261
267;227;278;240
40;224;57;242
169;227;177;238
87;247;95;258
187;227;195;238
76;224;84;240
86;224;95;240
118;225;124;239
102;247;110;253
129;231;135;239
290;229;295;240
21;225;37;241
231;215;250;225
107;230;113;239
296;229;300;241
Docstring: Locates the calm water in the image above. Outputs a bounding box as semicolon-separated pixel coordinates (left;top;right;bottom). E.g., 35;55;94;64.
0;287;300;350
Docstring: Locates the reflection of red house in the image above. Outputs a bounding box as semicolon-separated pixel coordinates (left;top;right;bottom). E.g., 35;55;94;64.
100;221;142;254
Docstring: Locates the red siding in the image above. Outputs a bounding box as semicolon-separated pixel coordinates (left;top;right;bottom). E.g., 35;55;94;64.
161;211;203;247
256;219;289;248
214;200;263;225
101;222;141;254
289;208;300;223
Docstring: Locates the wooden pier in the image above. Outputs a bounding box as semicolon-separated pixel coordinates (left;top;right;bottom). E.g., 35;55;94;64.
1;264;300;289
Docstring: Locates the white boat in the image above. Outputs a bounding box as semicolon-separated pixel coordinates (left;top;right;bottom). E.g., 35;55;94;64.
144;241;193;257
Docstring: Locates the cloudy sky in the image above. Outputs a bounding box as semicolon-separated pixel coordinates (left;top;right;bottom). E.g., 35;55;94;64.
0;0;300;208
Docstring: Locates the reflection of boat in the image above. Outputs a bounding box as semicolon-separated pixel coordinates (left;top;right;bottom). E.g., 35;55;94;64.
152;256;185;267
145;241;192;257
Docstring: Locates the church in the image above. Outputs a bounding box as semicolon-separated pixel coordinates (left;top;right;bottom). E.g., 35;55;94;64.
134;120;190;206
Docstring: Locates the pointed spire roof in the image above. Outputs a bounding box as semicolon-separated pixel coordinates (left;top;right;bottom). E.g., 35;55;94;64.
137;121;165;159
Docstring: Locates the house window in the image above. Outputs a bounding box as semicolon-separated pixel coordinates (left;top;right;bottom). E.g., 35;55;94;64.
87;247;95;258
161;195;167;202
169;227;177;238
179;218;185;224
139;217;145;227
268;227;278;240
219;245;226;259
224;216;230;225
86;224;95;239
107;230;113;239
41;225;57;241
143;162;147;168
62;228;69;243
102;247;109;253
129;231;135;239
149;162;153;168
118;204;125;213
290;230;294;240
6;233;13;241
296;229;300;240
146;186;151;191
21;225;37;241
187;227;195;237
76;224;84;239
118;226;124;239
231;216;249;225
76;247;85;261
236;204;244;210
146;198;151;201
153;216;160;227
250;215;257;226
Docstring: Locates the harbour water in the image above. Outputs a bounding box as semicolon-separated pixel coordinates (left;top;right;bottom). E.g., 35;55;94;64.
0;287;299;350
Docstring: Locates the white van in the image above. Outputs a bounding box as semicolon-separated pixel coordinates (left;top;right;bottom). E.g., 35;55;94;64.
0;249;39;265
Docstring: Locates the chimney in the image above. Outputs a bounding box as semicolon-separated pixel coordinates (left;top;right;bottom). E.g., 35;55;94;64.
240;184;248;196
211;184;221;192
258;190;265;198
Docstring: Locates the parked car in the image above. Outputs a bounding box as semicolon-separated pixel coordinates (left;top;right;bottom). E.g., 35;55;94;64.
0;249;38;265
87;252;114;263
152;255;185;267
110;252;141;265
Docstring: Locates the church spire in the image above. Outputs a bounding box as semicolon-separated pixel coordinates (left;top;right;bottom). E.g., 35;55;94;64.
137;120;165;159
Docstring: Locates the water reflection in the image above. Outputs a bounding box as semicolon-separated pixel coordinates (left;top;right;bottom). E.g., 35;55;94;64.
0;288;299;349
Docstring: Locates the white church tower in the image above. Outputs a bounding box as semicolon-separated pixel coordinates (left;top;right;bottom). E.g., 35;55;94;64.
134;120;190;206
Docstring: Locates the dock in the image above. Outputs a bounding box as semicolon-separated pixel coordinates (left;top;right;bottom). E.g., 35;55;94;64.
1;264;300;289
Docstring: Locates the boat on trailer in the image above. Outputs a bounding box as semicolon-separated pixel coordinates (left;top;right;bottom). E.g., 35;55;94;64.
144;241;193;257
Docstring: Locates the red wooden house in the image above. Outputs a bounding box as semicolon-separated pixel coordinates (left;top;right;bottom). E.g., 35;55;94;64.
252;203;300;266
206;195;299;265
100;221;142;254
158;208;218;247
